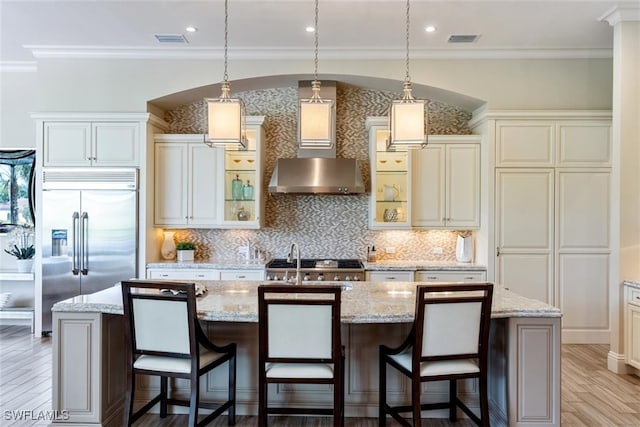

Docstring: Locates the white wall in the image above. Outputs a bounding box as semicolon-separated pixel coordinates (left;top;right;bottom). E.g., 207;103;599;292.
0;71;38;148
0;56;613;148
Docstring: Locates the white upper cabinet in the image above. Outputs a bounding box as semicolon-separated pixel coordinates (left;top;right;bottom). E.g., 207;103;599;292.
154;116;265;229
43;121;140;167
367;118;411;229
219;117;266;229
496;121;554;167
412;136;481;229
154;137;220;227
496;119;611;168
556;120;611;167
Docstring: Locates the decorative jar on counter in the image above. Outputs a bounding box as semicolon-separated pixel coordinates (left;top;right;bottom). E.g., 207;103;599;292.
160;231;176;260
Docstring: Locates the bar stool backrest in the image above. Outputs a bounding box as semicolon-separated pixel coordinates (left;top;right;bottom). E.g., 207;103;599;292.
122;280;197;359
268;304;333;359
414;284;493;361
259;285;342;363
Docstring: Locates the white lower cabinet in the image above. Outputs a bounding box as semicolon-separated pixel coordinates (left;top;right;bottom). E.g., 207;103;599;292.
147;268;265;281
147;269;219;280
219;270;264;281
366;271;414;282
626;287;640;370
415;270;486;282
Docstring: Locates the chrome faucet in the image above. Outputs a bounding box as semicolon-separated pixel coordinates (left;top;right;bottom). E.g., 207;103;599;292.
286;242;301;285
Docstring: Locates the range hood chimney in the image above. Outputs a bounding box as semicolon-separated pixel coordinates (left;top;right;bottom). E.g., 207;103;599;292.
268;81;366;195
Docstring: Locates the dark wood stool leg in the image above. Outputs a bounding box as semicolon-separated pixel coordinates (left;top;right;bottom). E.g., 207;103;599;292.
228;355;236;426
160;376;168;418
412;377;421;427
188;375;199;427
449;379;457;421
124;371;135;426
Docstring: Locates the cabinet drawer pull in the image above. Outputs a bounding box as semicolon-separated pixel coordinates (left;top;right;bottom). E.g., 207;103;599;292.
237;275;246;279
636;296;640;300
386;276;396;280
160;274;169;277
427;276;438;280
196;274;205;278
464;276;474;280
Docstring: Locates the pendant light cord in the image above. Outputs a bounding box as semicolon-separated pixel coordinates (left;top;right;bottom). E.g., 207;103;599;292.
314;0;319;82
223;0;229;82
405;0;410;83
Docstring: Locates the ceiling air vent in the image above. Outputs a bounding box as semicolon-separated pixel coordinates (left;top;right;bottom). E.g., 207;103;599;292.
447;34;480;43
154;34;189;44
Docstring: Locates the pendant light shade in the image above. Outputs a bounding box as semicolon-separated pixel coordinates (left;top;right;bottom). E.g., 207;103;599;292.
387;0;427;151
298;0;334;149
299;81;334;147
205;0;246;149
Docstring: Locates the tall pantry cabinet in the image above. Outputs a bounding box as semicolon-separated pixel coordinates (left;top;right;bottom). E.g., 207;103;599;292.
474;112;612;344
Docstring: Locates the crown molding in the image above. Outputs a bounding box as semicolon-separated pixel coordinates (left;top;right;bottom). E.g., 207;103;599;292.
24;45;613;61
469;107;613;127
599;4;640;26
0;61;38;73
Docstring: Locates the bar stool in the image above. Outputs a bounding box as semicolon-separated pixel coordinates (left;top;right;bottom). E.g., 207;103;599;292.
257;284;344;426
121;280;236;426
379;283;493;427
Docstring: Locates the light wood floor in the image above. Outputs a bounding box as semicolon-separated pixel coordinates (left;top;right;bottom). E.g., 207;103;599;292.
2;325;640;426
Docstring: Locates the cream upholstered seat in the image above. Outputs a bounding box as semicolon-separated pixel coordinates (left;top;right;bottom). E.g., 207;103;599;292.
379;283;493;427
121;280;236;427
258;284;344;427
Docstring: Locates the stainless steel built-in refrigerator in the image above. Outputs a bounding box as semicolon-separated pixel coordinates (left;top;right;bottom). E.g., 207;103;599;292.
41;168;138;332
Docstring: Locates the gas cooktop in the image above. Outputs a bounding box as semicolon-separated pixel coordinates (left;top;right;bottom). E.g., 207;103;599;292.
265;258;365;282
266;258;364;270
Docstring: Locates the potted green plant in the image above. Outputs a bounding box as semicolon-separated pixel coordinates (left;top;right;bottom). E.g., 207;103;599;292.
5;243;35;273
175;241;196;263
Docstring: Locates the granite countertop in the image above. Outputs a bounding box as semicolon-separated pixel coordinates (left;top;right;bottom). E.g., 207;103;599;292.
147;260;267;270
364;260;487;271
623;280;640;290
52;280;560;323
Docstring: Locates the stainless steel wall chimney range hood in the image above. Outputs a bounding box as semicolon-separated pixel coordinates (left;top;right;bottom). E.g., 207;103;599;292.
268;81;366;195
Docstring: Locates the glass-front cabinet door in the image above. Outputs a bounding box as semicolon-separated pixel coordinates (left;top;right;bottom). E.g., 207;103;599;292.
366;117;411;229
220;116;265;228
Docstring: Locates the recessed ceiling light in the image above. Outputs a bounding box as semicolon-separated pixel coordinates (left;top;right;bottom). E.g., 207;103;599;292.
425;25;436;33
305;26;315;33
185;26;198;33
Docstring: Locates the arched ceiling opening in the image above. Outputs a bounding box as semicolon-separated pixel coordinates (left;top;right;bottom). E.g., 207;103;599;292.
149;74;485;113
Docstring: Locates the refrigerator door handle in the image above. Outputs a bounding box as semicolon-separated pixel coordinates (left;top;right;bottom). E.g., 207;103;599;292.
81;212;89;275
72;212;80;275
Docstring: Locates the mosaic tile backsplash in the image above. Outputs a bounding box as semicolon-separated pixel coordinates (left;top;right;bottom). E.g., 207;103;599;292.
163;83;474;262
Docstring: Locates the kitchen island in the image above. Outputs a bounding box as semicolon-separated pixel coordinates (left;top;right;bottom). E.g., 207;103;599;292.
50;281;561;427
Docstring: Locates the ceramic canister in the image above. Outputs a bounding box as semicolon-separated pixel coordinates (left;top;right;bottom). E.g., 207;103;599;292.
455;234;473;263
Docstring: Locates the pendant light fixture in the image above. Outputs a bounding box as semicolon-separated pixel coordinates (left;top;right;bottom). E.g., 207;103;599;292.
205;0;246;149
298;0;334;148
387;0;427;150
